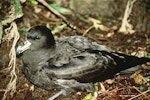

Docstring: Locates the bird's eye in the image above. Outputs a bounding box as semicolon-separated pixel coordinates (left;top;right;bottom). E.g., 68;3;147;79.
27;35;40;40
35;36;40;39
32;36;40;40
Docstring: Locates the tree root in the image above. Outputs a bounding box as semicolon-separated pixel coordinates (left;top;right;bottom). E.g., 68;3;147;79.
2;22;20;100
118;0;137;34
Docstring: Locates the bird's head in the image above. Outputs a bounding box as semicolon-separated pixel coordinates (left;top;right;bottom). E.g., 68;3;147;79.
16;26;55;55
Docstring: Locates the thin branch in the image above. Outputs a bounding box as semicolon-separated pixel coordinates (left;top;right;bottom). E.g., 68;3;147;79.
83;25;94;36
37;0;82;34
128;89;150;100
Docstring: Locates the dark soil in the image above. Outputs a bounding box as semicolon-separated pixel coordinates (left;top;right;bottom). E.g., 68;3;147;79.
0;2;150;100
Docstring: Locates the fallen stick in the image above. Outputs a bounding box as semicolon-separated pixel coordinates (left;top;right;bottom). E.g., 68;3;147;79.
37;0;82;34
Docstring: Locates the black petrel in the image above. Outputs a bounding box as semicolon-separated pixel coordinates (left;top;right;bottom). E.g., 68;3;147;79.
16;26;150;99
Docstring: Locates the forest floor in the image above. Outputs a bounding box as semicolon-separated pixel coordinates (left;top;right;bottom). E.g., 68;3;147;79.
0;2;150;100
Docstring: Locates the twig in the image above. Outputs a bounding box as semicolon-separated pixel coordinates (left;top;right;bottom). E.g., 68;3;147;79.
132;86;150;100
128;89;150;100
0;89;6;92
83;25;94;36
47;89;66;100
37;0;82;34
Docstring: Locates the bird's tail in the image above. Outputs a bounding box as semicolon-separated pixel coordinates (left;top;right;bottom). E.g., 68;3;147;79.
109;52;150;71
87;49;150;72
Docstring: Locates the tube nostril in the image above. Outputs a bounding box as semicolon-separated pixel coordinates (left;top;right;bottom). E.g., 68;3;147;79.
16;40;31;55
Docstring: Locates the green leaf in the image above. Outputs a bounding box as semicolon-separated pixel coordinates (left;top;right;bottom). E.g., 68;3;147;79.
51;24;67;34
28;0;38;5
83;93;93;100
140;85;148;92
145;56;150;59
98;16;104;21
94;83;99;92
19;27;29;35
50;3;72;14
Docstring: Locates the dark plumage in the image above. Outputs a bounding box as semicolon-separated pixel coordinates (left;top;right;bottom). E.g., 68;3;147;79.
16;26;150;92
